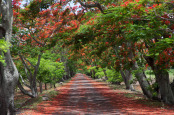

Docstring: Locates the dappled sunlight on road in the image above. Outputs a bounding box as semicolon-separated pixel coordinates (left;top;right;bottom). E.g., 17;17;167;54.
18;73;174;115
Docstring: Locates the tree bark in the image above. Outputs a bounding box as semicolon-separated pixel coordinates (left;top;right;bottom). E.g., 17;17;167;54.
17;81;34;98
155;71;174;104
18;54;42;98
103;68;108;81
132;61;153;98
120;70;135;91
144;56;174;104
0;0;19;114
39;82;42;93
45;83;47;90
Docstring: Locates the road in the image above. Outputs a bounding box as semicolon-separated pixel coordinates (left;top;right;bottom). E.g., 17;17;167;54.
18;73;174;115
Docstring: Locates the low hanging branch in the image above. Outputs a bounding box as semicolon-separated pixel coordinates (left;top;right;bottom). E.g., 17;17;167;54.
18;54;33;78
78;0;105;14
19;74;31;89
17;80;35;98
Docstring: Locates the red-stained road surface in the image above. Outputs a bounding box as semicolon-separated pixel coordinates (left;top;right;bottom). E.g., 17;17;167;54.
18;73;174;115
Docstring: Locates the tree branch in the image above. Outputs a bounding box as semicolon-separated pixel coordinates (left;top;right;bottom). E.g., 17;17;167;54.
36;54;42;70
43;19;66;46
78;0;105;14
28;27;45;47
18;54;33;78
19;74;31;89
32;54;42;87
17;80;35;98
22;56;35;68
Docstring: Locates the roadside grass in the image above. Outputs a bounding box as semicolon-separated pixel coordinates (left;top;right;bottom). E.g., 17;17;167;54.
20;96;43;110
137;98;165;108
108;83;126;90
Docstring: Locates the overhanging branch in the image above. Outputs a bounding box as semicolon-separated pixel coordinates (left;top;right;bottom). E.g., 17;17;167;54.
78;0;105;14
19;74;31;89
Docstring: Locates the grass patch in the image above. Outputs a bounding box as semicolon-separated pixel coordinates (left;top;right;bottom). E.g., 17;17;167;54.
108;84;126;90
124;93;135;98
137;99;165;108
14;98;26;109
21;96;43;109
47;90;59;100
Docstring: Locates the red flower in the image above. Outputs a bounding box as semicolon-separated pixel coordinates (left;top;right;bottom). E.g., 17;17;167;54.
165;20;170;25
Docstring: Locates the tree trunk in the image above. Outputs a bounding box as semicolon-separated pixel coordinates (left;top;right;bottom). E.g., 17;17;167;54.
0;0;19;114
132;61;153;98
90;70;93;78
39;82;43;93
155;71;174;104
144;56;174;104
45;83;47;90
126;48;152;98
120;70;135;91
103;68;108;81
31;79;38;97
50;83;52;88
18;54;42;98
18;81;34;98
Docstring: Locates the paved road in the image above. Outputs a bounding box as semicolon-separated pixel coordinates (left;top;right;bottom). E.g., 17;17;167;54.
53;73;122;115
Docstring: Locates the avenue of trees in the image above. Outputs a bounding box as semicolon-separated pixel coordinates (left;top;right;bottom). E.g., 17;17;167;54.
0;0;174;114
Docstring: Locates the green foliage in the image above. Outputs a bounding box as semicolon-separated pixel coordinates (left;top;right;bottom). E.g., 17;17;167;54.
106;68;123;84
37;58;64;83
0;39;10;64
15;56;64;84
47;90;59;99
146;82;158;97
95;68;105;78
146;70;155;75
20;0;41;20
42;50;60;62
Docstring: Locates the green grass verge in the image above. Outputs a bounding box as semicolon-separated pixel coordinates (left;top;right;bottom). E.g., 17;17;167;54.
108;84;126;90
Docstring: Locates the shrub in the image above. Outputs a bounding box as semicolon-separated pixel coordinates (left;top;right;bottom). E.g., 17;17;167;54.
106;68;123;84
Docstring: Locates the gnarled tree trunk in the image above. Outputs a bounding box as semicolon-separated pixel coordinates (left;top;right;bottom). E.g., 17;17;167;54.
17;54;41;98
155;71;174;104
125;48;153;98
0;0;19;114
145;56;174;104
120;70;135;91
132;61;153;98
